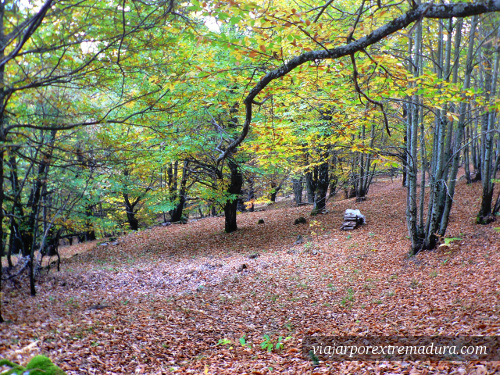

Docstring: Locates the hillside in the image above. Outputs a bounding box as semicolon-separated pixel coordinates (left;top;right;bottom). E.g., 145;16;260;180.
1;177;499;374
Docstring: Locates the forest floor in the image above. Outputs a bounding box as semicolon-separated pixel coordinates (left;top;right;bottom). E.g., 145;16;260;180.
1;176;499;374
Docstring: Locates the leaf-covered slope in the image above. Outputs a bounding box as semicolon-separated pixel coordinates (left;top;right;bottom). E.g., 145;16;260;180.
1;177;499;374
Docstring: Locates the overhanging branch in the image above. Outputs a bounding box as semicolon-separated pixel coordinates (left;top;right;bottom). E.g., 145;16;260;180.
217;1;500;162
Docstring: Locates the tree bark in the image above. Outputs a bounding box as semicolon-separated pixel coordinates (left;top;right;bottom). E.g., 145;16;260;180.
477;23;500;224
224;160;243;233
124;193;139;231
169;161;189;222
292;177;303;205
305;171;316;203
247;177;255;212
313;162;329;213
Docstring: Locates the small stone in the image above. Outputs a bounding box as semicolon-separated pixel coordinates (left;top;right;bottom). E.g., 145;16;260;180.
257;219;265;224
294;235;304;245
248;253;260;259
294;217;307;225
88;303;109;310
237;264;248;272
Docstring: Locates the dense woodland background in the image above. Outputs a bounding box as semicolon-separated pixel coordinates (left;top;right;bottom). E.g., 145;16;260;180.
0;0;499;371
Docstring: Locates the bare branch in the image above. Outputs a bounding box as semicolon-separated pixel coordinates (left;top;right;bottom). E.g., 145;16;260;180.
350;53;391;135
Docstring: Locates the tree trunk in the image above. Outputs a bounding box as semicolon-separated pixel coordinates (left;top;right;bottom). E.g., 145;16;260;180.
0;143;3;323
477;24;500;224
269;180;277;202
170;198;186;222
84;204;96;240
312;162;329;214
406;19;424;253
305;171;316;203
438;16;477;236
224;160;243;233
124;194;139;231
168;160;190;222
292;177;303;205
247;177;255;212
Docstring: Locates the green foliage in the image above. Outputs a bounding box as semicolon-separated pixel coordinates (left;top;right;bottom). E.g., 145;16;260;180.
0;355;66;375
0;359;24;374
239;335;251;348
217;338;232;346
443;237;462;245
309;350;320;366
260;334;290;352
25;355;66;375
340;288;355;307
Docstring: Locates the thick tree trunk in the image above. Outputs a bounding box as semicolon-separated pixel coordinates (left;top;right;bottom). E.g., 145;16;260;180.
126;209;139;230
124;194;139;231
269;181;277;202
170;198;186;222
224;161;243;233
305;171;316;203
292;177;303;205
312;162;329;214
168;160;190;222
406;20;425;253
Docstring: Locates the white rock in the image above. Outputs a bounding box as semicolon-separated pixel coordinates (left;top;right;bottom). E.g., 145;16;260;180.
344;209;365;224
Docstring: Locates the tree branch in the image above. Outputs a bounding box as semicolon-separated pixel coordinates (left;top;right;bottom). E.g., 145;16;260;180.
0;0;54;68
217;1;500;162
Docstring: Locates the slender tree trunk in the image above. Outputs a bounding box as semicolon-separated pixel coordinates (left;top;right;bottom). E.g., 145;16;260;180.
269;180;277;202
83;203;96;240
464;123;472;184
423;18;452;250
406;18;423;253
0;0;6;324
477;24;500;224
0;146;3;323
439;15;478;235
247;176;255;212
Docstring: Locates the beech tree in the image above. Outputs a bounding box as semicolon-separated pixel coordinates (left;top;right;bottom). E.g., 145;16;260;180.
208;1;500;252
2;0;500;324
0;0;189;303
